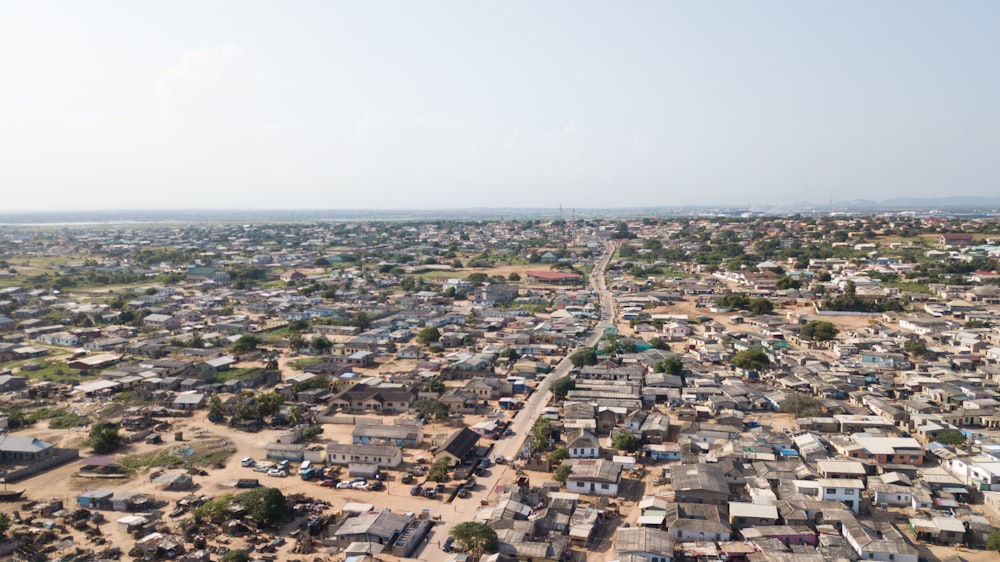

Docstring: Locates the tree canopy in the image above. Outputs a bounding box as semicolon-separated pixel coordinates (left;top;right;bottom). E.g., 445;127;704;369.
450;522;498;557
934;431;967;446
86;422;124;454
611;430;641;453
416;326;441;344
550;376;576;400
428;456;451;483
569;347;598;368
779;393;823;417
230;334;263;354
731;349;770;371
801;320;839;341
553;464;573;483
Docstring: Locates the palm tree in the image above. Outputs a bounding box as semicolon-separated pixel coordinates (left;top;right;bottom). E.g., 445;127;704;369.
264;352;279;371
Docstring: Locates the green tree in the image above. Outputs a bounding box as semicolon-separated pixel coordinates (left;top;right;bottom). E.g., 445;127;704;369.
352;311;372;331
220;551;250;562
417;399;449;420
208;395;225;422
428;456;451;483
611;430;641;453
935;431;967;446
230;334;263;354
655;356;683;376
775;275;801;290
422;376;444;393
232;487;286;525
648;337;669;350
0;512;10;537
508;272;521;282
801;321;839;341
569;347;598;368
779;393;823;417
731;349;770;371
549;448;569;465
553;464;572;483
550;376;576;400
749;298;774;315
449;522;498;558
499;347;520;361
309;335;333;354
86;422;124;454
986;529;1000;551
531;417;553;453
904;339;927;358
416;326;441;344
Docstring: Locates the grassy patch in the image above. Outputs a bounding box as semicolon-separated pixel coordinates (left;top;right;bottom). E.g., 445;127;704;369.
288;356;323;370
194;450;234;467
215;367;259;382
117;450;187;474
13;358;98;383
28;408;90;429
883;281;932;294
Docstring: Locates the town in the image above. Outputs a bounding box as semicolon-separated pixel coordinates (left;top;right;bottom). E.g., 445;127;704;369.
1;213;1000;562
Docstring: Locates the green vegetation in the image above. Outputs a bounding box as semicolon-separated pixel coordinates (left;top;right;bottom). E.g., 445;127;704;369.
417;399;449;421
428;456;451;483
230;334;263;354
214;367;261;382
194;487;286;525
0;512;11;537
569;347;598;368
550;376;576;400
28;407;89;429
934;431;967;446
654;357;683;376
987;529;1000;551
531;417;553;453
86;422;125;454
449;522;498;557
553;464;572;483
416;326;441;344
904;340;927;358
611;430;641;453
117;450;188;474
731;349;770;371
288;356;324;370
800;320;839;341
548;448;569;465
219;551;250;562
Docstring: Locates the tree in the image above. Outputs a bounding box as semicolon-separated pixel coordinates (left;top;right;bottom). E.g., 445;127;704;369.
655;356;683;376
208;395;225;423
508;272;521;282
422;376;444;393
449;522;498;558
801;321;839;341
531;417;553;453
232;487;286;525
499;347;520;361
553;464;573;483
749;298;774;315
648;337;669;351
230;334;262;354
611;430;641;453
987;529;1000;551
220;551;250;562
550;376;576;400
904;339;927;358
569;347;598;368
549;448;569;465
775;275;801;290
0;512;9;537
86;422;124;454
779;393;823;417
352;311;372;331
417;399;449;420
428;456;451;483
731;349;770;371
309;336;333;354
416;326;441;344
935;431;967;446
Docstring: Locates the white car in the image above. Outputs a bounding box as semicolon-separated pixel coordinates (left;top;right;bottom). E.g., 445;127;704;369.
266;468;286;477
351;481;370;490
336;481;352;489
241;457;255;467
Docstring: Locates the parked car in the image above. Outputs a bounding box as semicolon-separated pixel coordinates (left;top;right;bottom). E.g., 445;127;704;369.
401;473;414;484
336;481;353;489
319;478;339;487
351;481;370;490
368;481;384;491
266;469;286;477
442;537;454;553
410;485;423;496
456;487;470;498
494;455;505;464
422;489;438;498
253;464;270;473
241;457;255;467
374;472;387;481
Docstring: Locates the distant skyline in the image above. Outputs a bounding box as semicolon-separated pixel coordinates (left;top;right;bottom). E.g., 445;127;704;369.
1;1;998;211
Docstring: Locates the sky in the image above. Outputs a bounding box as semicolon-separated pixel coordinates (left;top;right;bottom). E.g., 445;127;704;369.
1;1;998;211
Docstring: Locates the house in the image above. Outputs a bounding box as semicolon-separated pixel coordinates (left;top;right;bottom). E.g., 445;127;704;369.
433;428;480;465
326;443;403;468
817;478;865;512
662;502;732;542
938;233;973;247
143;314;182;331
280;270;307;282
564;459;622;497
566;429;600;459
615;527;674;562
525;270;583;285
171;392;205;411
728;502;780;530
352;424;423;448
669;463;729;505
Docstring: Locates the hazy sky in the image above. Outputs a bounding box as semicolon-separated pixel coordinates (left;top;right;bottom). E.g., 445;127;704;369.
1;2;998;211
